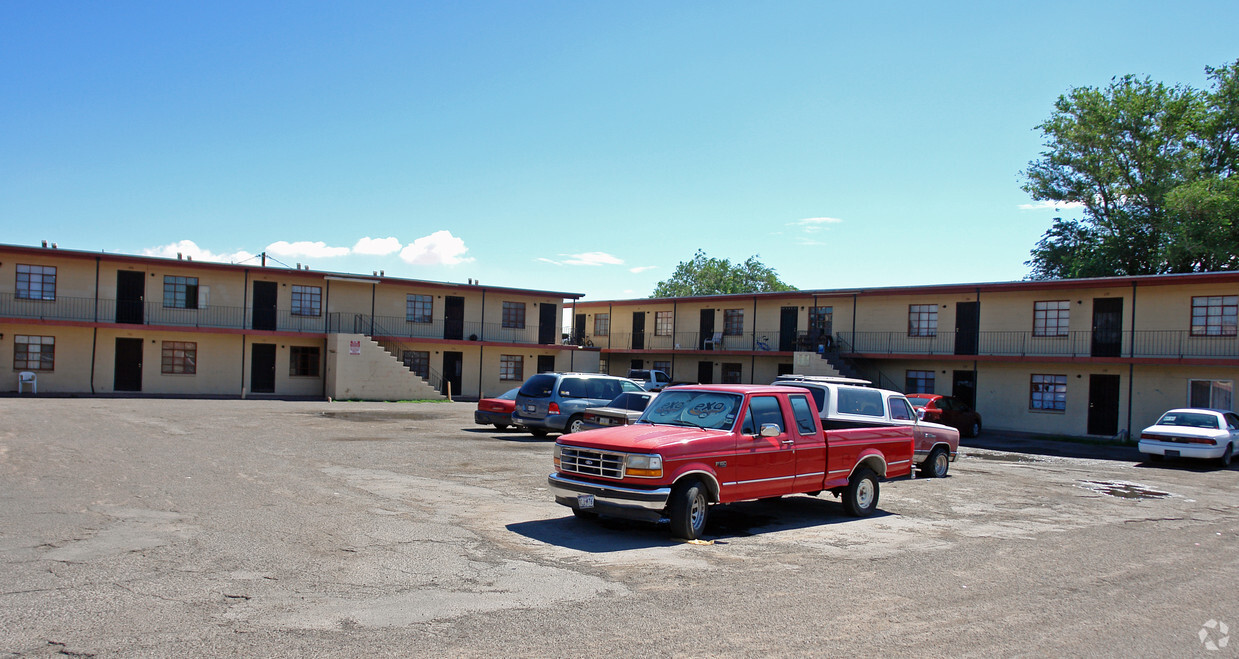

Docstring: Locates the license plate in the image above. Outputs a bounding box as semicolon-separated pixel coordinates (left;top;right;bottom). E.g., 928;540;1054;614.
525;404;536;412
577;494;595;509
1166;450;1180;458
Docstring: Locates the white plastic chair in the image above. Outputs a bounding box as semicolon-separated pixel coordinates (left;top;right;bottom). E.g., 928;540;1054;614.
18;371;37;394
703;332;723;350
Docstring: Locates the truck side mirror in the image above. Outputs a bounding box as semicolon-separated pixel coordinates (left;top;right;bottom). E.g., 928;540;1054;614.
759;423;781;438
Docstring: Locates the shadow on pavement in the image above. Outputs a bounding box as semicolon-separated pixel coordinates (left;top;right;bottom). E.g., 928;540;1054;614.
961;431;1144;462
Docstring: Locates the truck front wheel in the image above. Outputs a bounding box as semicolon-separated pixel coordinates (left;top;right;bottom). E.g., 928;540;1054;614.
842;468;879;517
669;480;710;540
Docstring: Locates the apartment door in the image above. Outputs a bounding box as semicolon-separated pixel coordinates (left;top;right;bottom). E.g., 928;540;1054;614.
778;306;798;351
573;313;586;343
1088;374;1121;436
442;351;463;397
538;303;557;345
954;302;979;355
113;338;143;392
697;361;714;384
444;296;464;340
116;271;145;324
250;343;276;393
252;281;277;331
699;309;715;350
537;355;556;373
952;370;976;409
1091;298;1123;357
632;311;646;350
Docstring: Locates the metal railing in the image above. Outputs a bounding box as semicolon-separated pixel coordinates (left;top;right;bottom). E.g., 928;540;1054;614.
838;330;1239;360
582;328;831;352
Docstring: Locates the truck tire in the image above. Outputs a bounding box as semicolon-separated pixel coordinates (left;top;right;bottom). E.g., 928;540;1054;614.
920;447;950;478
842;468;879;517
669;480;709;540
564;415;585;435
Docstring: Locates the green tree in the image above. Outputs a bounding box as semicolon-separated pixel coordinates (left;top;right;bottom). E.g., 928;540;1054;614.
1022;60;1239;278
651;250;797;297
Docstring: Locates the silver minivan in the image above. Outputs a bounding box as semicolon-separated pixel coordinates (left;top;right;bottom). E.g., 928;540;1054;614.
511;372;644;436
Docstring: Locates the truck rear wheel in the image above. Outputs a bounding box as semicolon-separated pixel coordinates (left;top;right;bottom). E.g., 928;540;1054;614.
842;468;879;517
669;480;709;540
920;447;950;478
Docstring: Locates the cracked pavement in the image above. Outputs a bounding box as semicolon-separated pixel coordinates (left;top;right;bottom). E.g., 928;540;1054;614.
1;398;1237;657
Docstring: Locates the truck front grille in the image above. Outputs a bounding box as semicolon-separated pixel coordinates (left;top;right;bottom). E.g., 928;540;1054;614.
559;447;625;479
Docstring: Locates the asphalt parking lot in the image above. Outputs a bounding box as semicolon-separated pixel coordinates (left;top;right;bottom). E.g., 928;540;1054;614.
2;398;1237;657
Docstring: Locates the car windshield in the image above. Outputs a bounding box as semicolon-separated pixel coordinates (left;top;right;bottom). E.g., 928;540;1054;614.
517;374;558;398
607;392;653;411
638;390;743;430
1156;412;1220;429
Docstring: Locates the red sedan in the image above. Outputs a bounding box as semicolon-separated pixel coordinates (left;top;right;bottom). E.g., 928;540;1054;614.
906;394;982;437
474;388;519;430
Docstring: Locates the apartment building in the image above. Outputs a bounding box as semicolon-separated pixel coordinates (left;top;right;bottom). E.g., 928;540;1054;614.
1;243;596;399
570;273;1239;438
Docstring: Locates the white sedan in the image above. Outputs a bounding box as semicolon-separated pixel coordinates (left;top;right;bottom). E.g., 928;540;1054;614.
1138;408;1239;466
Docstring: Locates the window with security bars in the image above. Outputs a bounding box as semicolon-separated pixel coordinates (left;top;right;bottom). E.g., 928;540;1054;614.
502;302;526;329
594;313;609;336
406;294;432;323
16;264;56;300
1191;296;1238;336
724;309;744;336
655;311;673;336
905;370;935;394
163;276;199;309
14;335;55;371
290;346;320;377
402;350;430;378
1030;374;1067;411
292;286;322;317
500;355;523;381
1033;300;1070;337
1189;380;1233;410
161;341;197;374
809;306;832;333
722;363;743;383
908;305;937;337
653;360;671;374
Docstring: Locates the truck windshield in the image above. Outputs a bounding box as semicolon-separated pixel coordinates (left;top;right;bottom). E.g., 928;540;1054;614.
638;390;743;430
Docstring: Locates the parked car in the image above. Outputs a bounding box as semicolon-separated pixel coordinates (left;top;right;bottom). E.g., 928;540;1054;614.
1138;408;1239;466
581;391;657;430
627;369;672;391
512;373;645;436
474;388;519;430
906;394;982;438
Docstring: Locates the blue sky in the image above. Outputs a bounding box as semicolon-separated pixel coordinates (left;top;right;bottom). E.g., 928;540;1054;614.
3;2;1236;300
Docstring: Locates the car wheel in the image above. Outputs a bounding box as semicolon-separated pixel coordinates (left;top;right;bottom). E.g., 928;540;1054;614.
1221;444;1233;468
842;468;879;517
492;423;510;430
563;415;585;435
921;447;949;478
967;419;981;438
669;480;710;540
530;429;548;438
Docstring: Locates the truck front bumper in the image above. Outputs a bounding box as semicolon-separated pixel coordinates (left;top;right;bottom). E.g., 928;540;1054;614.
548;473;670;523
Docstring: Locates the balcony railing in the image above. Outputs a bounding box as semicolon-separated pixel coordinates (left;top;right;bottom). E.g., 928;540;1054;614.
585;329;822;352
838;330;1239;360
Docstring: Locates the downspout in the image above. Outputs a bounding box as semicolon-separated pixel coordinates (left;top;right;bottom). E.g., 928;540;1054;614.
322;279;330;400
751;296;758;383
671;300;677;379
1127;281;1137;441
242;269;250;396
608;303;613;349
851;294;858;347
369;284;376;336
89;257;100;394
478;288;486;391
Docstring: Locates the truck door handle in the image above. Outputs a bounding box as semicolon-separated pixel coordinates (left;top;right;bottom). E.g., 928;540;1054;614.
780;439;795;446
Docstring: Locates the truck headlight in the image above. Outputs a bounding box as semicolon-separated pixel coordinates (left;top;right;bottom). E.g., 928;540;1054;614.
553;444;561;469
625;454;663;478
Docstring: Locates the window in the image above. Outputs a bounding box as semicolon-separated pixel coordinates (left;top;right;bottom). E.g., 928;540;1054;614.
838;387;884;417
502;302;526;329
163;276;199;309
406;294;433;323
1189;379;1233;410
809;306;832;334
724;309;744;336
722;363;743;384
290;346;320;377
402;350;429;378
890;397;916;421
905;370;935;394
741;396;784;435
292;286;322;317
16;264;56;300
598;358;608;374
1033;300;1070;337
1030;374;1067;411
908;304;937;337
655;311;673;336
14;335;54;371
1191;296;1238;336
789;395;817;434
161;341;197;375
594;313;610;336
653;360;671;374
500;355;523;381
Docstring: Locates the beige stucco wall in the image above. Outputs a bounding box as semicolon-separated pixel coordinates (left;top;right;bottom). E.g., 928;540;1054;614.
326;334;443;401
1;324;95;394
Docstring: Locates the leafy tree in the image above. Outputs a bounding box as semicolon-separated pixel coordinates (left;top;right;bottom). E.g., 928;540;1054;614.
1022;60;1239;278
651;250;797;297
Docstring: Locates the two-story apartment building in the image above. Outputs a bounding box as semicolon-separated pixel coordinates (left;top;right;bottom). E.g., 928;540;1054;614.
570;272;1239;438
1;243;597;399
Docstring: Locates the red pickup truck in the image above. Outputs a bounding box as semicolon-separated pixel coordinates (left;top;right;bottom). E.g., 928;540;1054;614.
548;384;914;540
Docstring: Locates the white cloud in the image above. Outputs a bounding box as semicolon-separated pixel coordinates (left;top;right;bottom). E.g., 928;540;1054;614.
536;257;563;266
629;265;656;273
795;237;828;246
1019;200;1085;211
562;252;624;266
266;240;351;258
142;240;255;264
353;236;402;255
399;230;474;266
790;217;844;233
